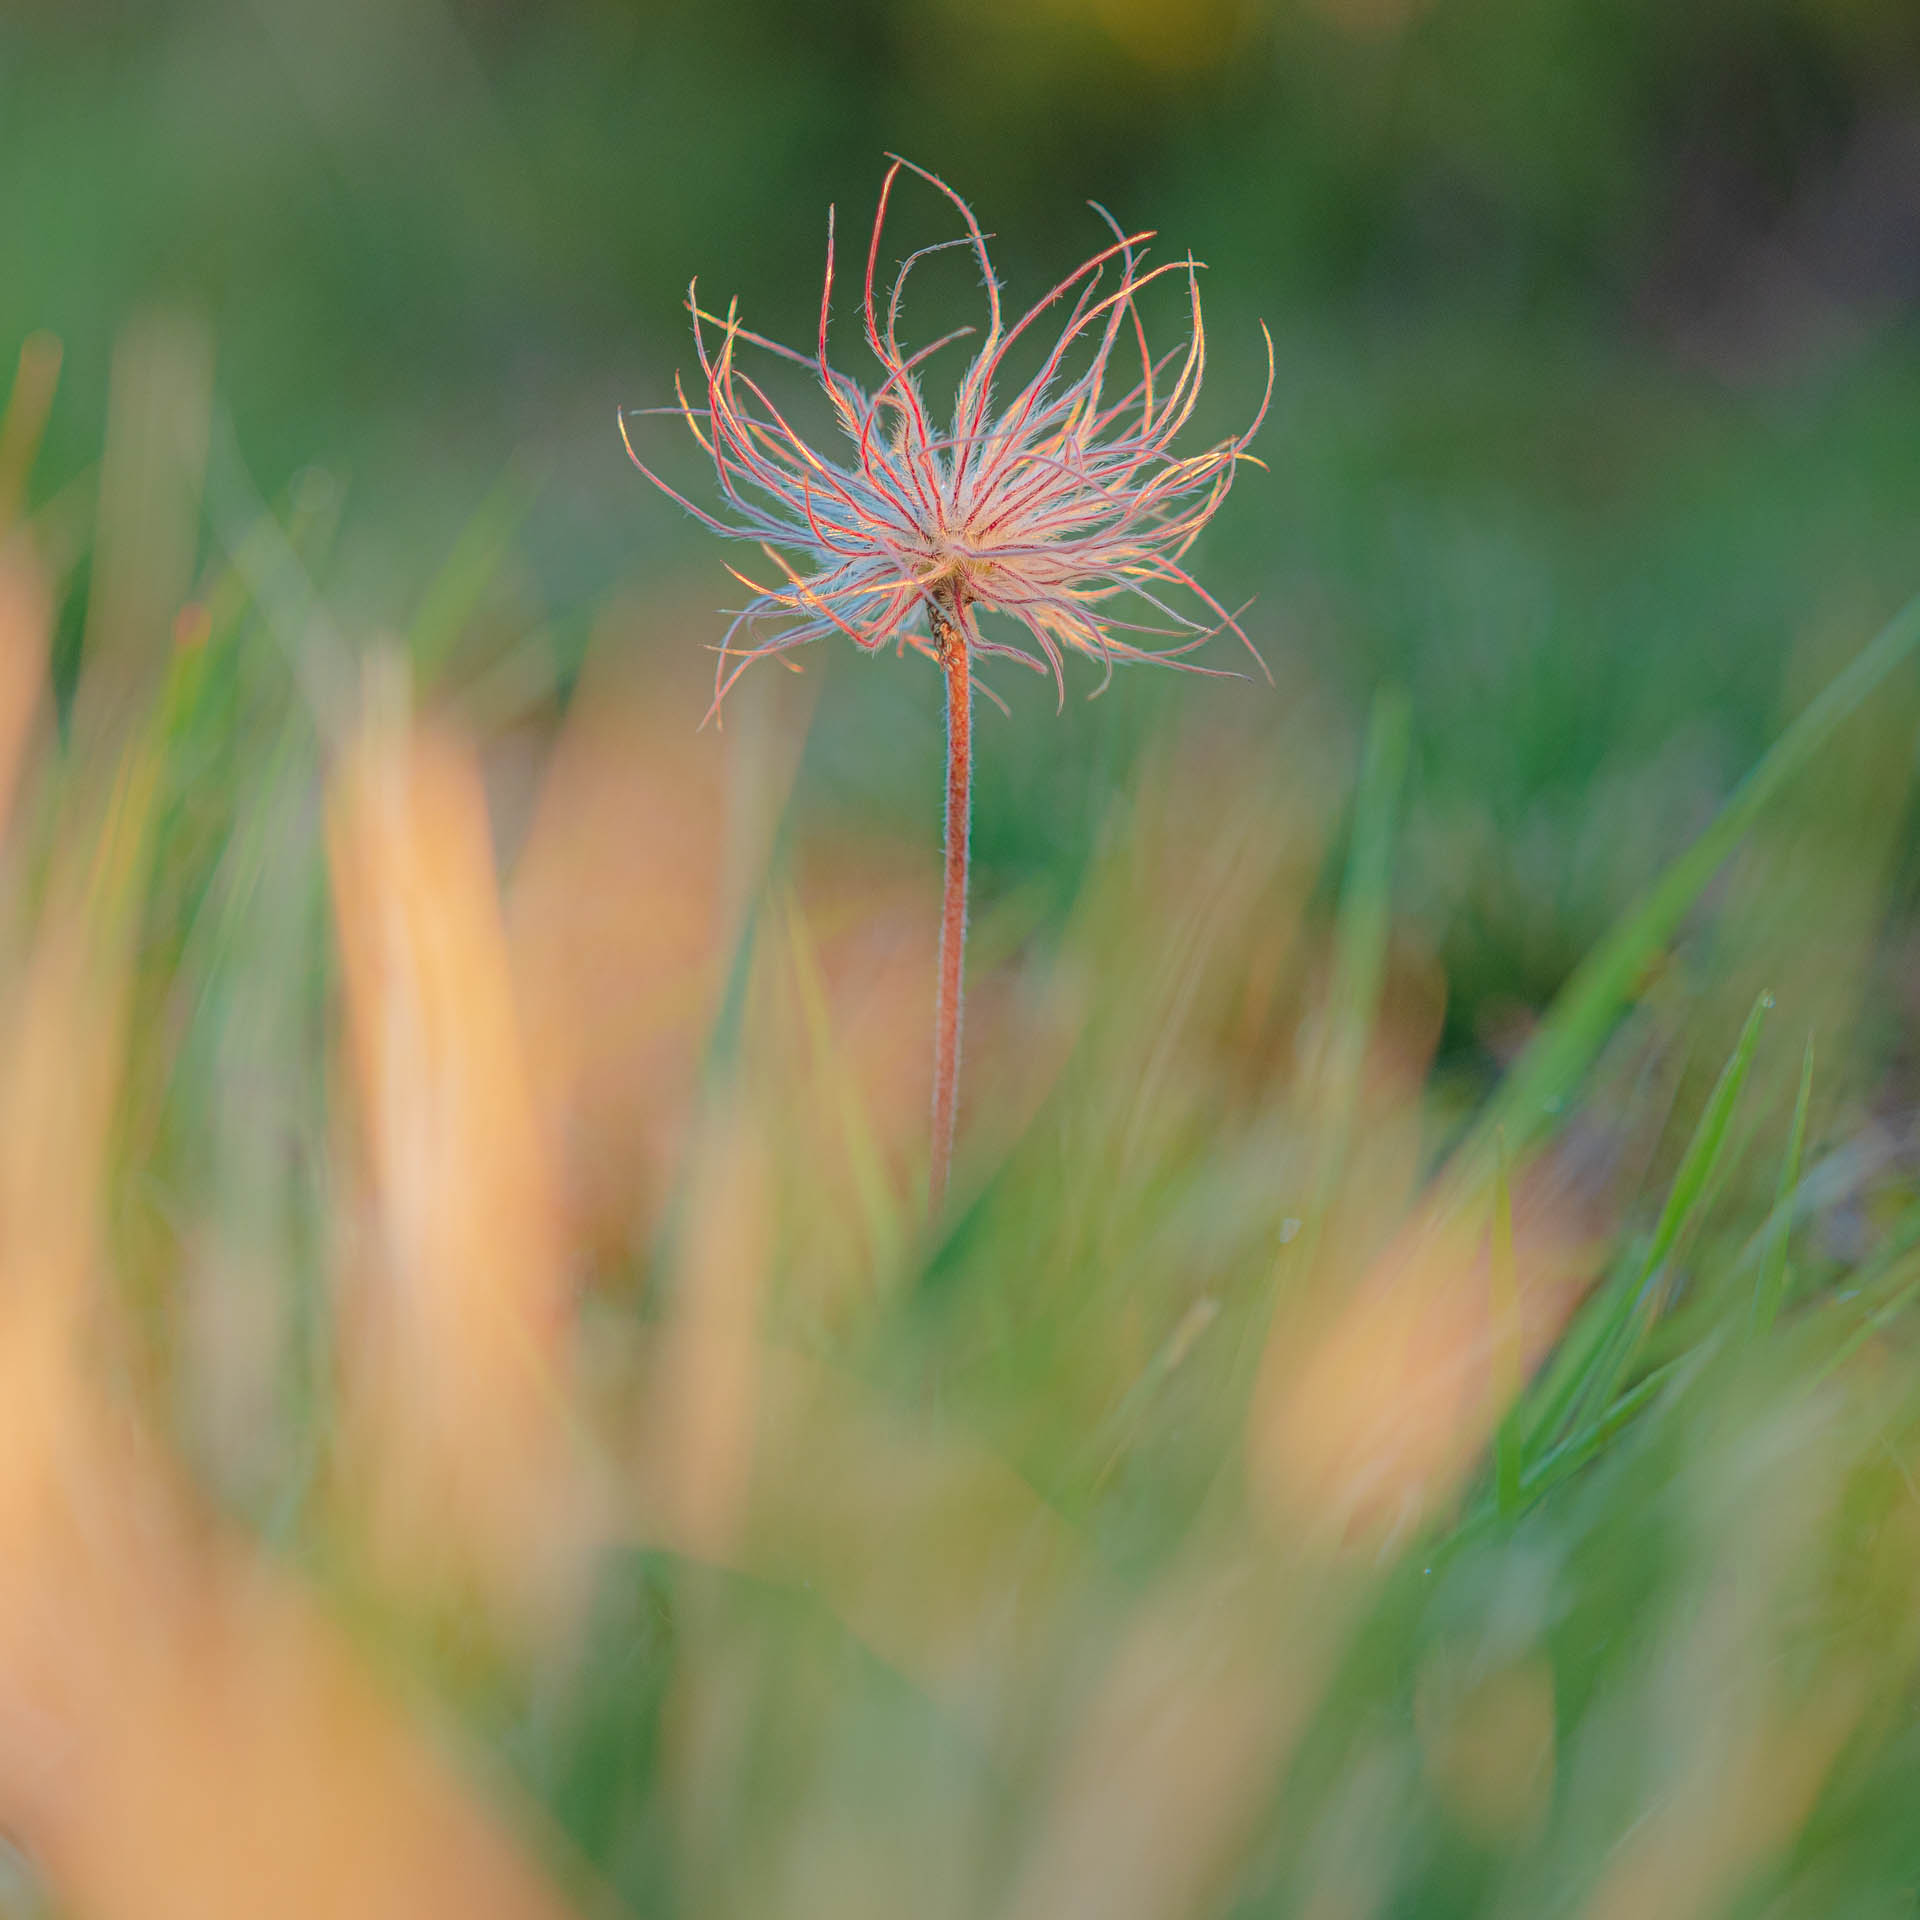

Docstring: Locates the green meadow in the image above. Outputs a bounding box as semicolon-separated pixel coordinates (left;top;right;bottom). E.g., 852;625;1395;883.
2;2;1920;1914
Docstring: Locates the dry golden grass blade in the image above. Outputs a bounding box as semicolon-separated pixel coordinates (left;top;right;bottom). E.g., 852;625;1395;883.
508;606;807;1260
0;744;157;1329
997;1558;1346;1920
0;757;584;1920
1248;1146;1611;1552
0;1407;588;1920
328;660;593;1629
646;1084;773;1563
0;333;62;530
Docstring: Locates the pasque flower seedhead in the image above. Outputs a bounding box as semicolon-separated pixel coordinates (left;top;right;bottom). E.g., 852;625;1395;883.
622;157;1273;715
623;160;1271;1214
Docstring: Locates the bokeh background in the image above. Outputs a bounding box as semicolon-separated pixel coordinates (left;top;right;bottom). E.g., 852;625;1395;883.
3;2;1920;1916
8;0;1920;1041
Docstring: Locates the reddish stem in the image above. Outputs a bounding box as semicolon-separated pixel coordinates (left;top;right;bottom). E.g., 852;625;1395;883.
929;594;972;1215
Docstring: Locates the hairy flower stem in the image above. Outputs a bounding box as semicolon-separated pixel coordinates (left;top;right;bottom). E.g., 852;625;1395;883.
929;594;972;1215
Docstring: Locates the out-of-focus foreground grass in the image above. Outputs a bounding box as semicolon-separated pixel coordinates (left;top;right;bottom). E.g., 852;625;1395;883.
3;314;1920;1917
5;1;1920;1915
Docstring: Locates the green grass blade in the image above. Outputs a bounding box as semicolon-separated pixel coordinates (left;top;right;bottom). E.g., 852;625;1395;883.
1814;1197;1920;1383
1522;992;1768;1458
1521;1354;1692;1504
409;461;538;679
1223;688;1408;1427
1582;989;1769;1411
1454;589;1920;1185
1520;1247;1650;1459
1752;1034;1814;1337
1641;991;1772;1283
1492;1128;1523;1516
1306;685;1410;1222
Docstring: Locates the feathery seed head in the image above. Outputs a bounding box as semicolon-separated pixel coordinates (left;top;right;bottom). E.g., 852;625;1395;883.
621;158;1273;716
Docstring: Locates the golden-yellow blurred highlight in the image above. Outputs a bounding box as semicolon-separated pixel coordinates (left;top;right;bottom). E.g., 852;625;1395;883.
328;663;595;1630
17;1489;586;1920
999;1559;1345;1920
1249;1157;1607;1551
509;608;802;1262
0;749;581;1918
952;0;1256;72
647;1087;774;1563
0;334;61;531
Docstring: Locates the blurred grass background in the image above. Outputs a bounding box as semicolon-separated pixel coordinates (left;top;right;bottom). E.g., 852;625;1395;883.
11;0;1920;1035
3;0;1920;1915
